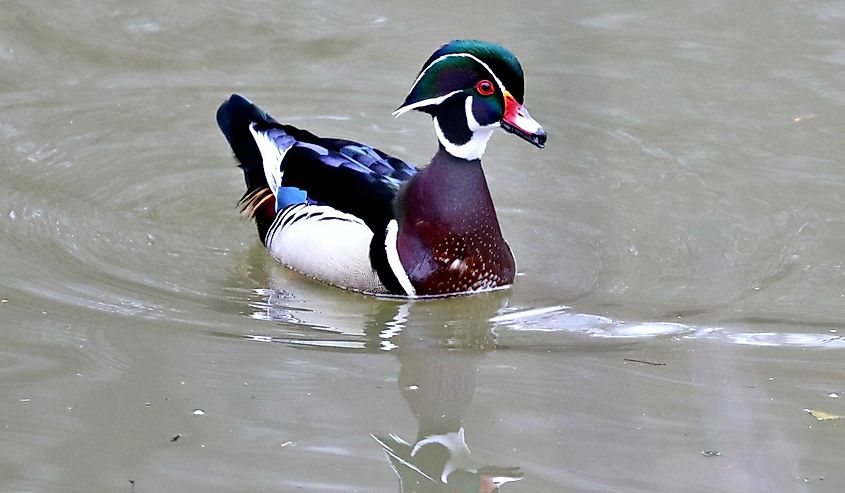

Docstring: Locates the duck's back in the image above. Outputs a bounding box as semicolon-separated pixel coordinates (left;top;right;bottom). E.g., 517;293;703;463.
217;94;419;294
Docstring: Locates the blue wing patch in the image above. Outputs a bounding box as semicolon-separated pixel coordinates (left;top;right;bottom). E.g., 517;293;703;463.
276;185;308;210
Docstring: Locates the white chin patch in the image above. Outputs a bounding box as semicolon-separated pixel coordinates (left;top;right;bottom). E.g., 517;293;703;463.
433;96;496;161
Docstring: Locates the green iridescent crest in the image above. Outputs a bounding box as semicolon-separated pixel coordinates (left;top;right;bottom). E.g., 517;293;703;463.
394;40;525;116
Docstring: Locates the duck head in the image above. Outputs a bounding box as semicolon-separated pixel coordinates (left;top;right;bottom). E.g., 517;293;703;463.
393;39;547;161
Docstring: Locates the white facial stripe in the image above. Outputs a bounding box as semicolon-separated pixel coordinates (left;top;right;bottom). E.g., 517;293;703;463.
394;52;509;117
392;90;461;117
411;53;506;94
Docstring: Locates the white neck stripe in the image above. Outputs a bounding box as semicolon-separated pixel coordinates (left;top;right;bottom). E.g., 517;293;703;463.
384;220;416;296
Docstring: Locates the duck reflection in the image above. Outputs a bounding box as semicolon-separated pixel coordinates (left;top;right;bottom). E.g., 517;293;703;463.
372;296;524;492
237;253;523;491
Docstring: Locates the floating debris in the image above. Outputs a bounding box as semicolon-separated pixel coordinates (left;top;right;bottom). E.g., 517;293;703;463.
192;409;205;416
170;434;181;442
804;408;841;421
828;393;840;399
624;358;666;366
800;475;825;483
701;450;721;457
280;441;293;447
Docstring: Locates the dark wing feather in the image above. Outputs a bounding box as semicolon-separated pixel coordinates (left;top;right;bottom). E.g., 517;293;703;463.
217;94;419;235
278;139;418;234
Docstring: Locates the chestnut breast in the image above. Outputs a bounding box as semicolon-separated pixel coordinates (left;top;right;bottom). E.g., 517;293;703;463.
396;149;515;295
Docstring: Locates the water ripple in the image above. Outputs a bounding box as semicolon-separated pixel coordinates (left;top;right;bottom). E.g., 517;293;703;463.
689;327;845;348
491;305;693;339
490;305;845;349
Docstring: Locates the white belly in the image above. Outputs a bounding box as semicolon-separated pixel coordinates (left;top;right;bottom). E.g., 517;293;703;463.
266;205;388;294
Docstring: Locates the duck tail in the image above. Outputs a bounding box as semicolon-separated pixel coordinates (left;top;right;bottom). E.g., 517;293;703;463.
216;94;280;242
216;94;277;193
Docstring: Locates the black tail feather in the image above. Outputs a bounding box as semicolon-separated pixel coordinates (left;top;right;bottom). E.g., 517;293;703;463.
216;94;279;193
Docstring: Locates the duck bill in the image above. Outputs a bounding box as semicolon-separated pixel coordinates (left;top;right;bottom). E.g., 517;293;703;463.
501;92;547;148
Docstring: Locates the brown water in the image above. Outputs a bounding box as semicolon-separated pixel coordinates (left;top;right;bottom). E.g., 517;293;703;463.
2;1;844;492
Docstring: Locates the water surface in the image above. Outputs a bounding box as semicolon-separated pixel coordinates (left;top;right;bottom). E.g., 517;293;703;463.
1;1;844;492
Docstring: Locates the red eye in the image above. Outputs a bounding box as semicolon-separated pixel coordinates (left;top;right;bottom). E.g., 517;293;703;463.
475;80;495;96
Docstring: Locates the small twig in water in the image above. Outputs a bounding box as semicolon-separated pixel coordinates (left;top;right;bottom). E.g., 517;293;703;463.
624;358;666;366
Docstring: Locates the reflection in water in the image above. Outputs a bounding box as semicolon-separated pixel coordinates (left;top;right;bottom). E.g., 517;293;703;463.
234;254;845;492
373;296;523;492
244;258;524;490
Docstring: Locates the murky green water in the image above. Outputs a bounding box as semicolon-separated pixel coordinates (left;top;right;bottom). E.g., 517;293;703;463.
2;1;844;491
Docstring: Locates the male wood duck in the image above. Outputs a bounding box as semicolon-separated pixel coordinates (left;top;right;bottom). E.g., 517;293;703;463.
217;39;546;297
